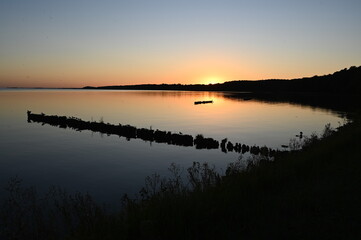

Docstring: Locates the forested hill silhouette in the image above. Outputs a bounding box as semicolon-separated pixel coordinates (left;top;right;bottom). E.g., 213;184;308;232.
84;66;361;94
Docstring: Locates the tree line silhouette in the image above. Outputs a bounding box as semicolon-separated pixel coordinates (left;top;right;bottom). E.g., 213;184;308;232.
84;66;361;94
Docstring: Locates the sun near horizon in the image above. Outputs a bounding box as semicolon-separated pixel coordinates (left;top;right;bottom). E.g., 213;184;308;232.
202;76;224;85
0;1;360;88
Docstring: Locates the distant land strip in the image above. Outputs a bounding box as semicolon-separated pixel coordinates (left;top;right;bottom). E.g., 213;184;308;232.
84;66;361;94
27;111;278;157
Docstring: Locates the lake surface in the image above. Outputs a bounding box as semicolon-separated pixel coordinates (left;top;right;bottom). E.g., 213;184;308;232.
0;89;345;203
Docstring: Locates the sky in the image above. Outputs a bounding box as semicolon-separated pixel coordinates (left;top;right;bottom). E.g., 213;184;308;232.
0;0;360;88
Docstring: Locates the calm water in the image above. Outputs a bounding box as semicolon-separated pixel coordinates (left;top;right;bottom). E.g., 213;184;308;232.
0;89;345;203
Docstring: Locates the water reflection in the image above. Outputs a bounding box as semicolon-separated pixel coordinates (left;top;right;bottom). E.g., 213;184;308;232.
0;89;346;202
223;91;355;116
27;111;277;156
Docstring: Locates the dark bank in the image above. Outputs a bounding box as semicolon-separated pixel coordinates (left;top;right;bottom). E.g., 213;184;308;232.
2;112;361;239
1;66;360;239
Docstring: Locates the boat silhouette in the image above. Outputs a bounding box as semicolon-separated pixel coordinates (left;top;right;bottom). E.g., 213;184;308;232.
194;100;213;105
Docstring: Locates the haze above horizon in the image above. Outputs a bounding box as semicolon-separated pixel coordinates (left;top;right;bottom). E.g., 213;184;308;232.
1;0;360;88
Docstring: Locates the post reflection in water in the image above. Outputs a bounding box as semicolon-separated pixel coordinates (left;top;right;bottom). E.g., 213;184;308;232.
0;90;345;203
27;111;277;156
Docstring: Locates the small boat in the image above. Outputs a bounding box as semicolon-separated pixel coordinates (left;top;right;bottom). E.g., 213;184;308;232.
194;100;213;105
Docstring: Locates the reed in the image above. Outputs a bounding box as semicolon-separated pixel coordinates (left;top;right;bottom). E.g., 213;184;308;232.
2;114;361;239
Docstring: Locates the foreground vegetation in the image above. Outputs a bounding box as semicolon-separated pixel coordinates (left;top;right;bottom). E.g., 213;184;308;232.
1;113;361;239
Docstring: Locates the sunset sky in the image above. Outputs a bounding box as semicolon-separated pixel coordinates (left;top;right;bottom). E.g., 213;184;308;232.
0;0;360;88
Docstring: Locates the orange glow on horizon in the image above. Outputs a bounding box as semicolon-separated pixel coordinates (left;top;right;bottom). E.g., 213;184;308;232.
199;76;224;85
0;52;345;88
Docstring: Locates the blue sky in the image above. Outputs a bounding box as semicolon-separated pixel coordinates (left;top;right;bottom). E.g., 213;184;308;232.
1;0;360;87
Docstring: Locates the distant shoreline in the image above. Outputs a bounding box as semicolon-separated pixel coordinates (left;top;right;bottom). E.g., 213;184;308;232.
81;66;361;94
3;66;361;94
4;87;81;90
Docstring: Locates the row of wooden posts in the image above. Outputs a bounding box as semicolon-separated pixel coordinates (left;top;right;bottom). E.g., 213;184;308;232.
27;111;277;157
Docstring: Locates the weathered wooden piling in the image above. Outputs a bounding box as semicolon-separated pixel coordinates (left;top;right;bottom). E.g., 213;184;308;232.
27;111;276;157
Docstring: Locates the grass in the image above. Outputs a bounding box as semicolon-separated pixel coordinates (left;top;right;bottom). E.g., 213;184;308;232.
1;113;361;239
117;114;361;239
